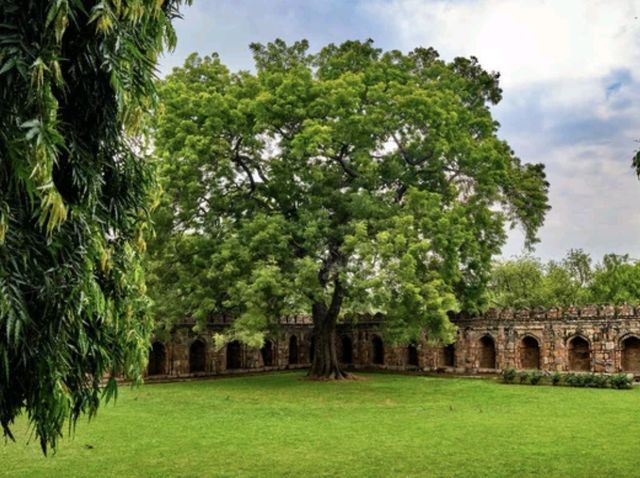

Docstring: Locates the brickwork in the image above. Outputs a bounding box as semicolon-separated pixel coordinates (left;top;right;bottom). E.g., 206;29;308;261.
146;305;640;379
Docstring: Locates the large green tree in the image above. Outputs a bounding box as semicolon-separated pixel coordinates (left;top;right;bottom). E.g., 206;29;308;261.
0;0;189;451
149;40;550;379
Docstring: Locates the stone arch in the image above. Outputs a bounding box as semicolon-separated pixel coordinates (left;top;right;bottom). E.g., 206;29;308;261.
520;335;541;370
479;335;496;369
147;341;166;376
260;339;275;367
340;335;353;364
442;343;455;367
309;335;316;363
288;335;299;365
567;335;591;372
189;339;206;373
621;335;640;372
407;344;419;367
226;340;242;370
372;335;384;365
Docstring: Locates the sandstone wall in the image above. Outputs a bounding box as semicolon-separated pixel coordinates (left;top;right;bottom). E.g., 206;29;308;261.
146;305;640;379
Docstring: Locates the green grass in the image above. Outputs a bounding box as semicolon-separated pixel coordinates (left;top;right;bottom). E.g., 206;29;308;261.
2;372;640;477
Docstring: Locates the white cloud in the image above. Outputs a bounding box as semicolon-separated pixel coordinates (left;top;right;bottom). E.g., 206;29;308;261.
365;0;640;88
502;135;640;261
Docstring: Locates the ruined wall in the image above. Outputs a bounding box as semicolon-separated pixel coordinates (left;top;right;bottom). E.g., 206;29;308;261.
146;305;640;379
147;316;315;378
449;305;640;374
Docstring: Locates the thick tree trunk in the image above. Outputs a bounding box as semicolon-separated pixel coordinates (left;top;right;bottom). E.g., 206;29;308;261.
307;304;349;379
307;277;353;380
307;255;353;379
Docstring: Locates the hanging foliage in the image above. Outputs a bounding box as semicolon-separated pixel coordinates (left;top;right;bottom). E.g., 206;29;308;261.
0;0;190;452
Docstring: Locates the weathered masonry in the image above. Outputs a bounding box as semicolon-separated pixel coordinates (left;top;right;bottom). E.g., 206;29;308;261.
146;305;640;379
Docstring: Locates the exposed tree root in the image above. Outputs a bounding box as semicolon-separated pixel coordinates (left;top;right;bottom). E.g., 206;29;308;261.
305;369;361;381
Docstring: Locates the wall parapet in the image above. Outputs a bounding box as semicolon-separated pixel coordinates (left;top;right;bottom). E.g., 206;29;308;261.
175;305;640;329
470;304;639;321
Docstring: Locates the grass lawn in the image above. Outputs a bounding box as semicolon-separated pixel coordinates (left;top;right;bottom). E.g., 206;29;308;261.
2;372;640;477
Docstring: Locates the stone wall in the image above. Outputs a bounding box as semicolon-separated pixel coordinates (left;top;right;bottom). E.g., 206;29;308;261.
146;305;640;379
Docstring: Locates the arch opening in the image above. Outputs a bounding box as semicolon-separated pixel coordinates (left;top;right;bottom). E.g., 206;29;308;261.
479;335;496;369
622;336;640;372
568;336;591;372
407;344;419;367
226;340;242;370
442;343;455;367
372;335;384;365
340;335;353;364
189;339;206;373
288;335;299;365
521;336;541;369
260;339;274;367
148;342;166;376
309;336;315;363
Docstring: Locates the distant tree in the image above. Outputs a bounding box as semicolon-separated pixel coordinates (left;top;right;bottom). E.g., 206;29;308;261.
562;248;592;289
0;0;190;452
543;261;581;306
488;250;640;308
487;256;546;308
149;40;550;379
540;249;593;306
589;254;640;305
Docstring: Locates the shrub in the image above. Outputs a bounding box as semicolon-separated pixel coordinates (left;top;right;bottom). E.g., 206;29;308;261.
561;372;629;389
576;374;590;387
581;374;596;388
592;374;610;388
610;373;633;390
529;371;543;385
564;373;578;387
502;369;630;389
502;368;517;384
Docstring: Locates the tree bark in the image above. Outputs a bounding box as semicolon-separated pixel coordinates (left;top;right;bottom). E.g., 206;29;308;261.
307;280;350;380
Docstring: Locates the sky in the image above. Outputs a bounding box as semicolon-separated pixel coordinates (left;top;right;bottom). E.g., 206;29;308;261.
158;0;640;262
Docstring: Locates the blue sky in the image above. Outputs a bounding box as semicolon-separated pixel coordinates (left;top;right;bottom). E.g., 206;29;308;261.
159;0;640;262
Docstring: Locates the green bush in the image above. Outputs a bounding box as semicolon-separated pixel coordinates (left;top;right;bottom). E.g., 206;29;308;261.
581;374;596;388
564;373;576;387
576;374;590;387
502;368;517;384
610;373;633;390
502;369;631;389
562;372;630;389
564;373;578;387
529;371;543;385
592;374;610;388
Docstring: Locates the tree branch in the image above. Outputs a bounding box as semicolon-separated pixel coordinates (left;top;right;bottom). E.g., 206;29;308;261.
333;144;358;179
391;132;435;166
395;183;407;203
232;137;258;193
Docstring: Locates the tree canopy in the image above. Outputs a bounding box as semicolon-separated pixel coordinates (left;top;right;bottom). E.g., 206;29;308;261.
149;39;550;378
0;0;189;452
